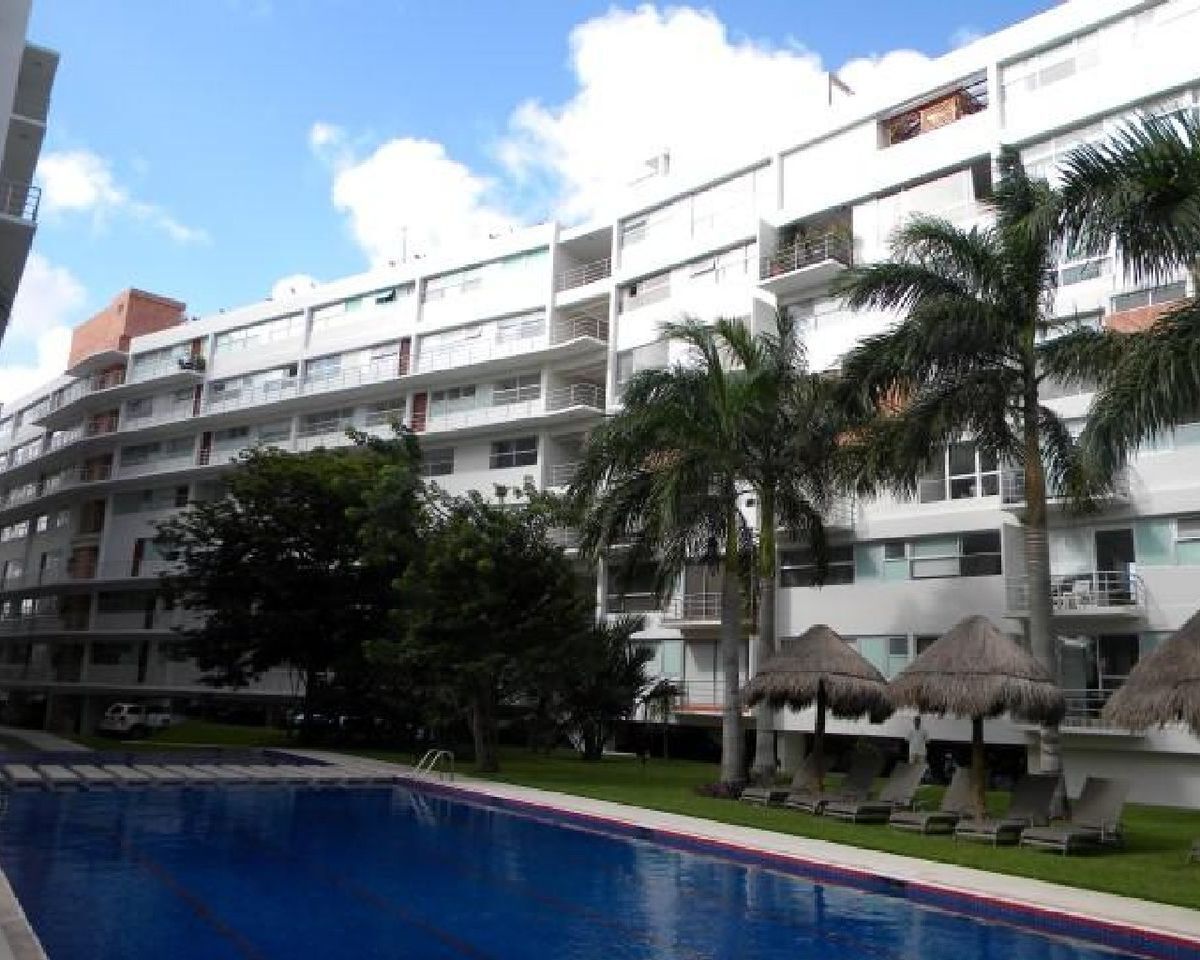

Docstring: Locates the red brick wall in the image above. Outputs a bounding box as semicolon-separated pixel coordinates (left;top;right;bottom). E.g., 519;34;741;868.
68;289;186;369
1104;301;1177;334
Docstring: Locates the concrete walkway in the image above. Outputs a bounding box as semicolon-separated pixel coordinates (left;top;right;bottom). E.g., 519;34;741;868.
0;726;88;753
353;756;1200;952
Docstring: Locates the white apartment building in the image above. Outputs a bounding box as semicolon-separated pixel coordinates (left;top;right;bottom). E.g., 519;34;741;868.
0;0;55;335
0;0;1197;802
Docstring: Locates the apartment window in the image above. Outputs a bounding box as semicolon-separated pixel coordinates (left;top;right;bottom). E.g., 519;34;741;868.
779;544;854;588
618;272;670;313
1058;254;1109;286
305;355;342;383
34;514;48;534
496;313;545;343
919;442;999;502
214;426;250;445
429;385;477;419
1111;281;1187;313
492;374;540;406
214;313;303;354
421;448;455;478
784;297;840;334
131;344;191;381
300;408;354;437
126;397;154;421
915;635;939;656
490;437;537;469
257;421;291;445
365;399;405;428
689;243;754;283
621;218;648;247
161;436;195;460
615;340;669;393
909;531;1001;579
1176;516;1200;564
90;642;136;666
423;265;485;303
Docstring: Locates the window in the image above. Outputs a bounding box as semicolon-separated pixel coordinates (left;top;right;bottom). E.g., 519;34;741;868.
910;530;1001;579
174;486;190;508
34;514;48;534
784;296;840;334
1176;516;1200;564
120;442;159;466
615;340;669;393
620;218;648;247
214;426;250;444
126;397;154;420
492;373;540;406
365;399;405;427
919;442;999;502
90;642;135;665
489;437;537;469
1111;281;1187;313
618;272;670;312
421;448;455;478
495;313;545;343
305;355;342;382
214;314;303;354
1058;255;1109;286
300;408;354;437
131;344;191;381
779;544;854;588
161;436;195;459
429;385;477;419
257;421;291;445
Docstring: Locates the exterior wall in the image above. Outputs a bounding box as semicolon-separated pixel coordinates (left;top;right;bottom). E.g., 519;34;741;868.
67;289;185;368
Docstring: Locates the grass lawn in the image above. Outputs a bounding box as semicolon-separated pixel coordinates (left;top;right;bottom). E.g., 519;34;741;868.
74;720;290;751
353;747;1200;910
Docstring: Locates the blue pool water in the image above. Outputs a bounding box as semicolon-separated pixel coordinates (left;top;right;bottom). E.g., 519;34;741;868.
0;785;1170;960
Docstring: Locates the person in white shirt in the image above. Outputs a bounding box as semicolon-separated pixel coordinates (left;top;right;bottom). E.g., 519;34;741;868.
907;715;930;766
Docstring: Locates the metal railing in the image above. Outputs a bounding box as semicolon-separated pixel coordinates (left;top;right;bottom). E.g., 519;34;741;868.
1001;467;1131;506
0;560;178;592
550;313;609;344
547;461;580;487
413;326;546;375
673;676;750;709
547;383;605;411
760;232;852;280
1006;571;1146;614
0;180;40;221
204;379;300;415
422;398;543;433
131;356;206;384
555;257;611;291
1061;688;1114;726
414;749;455;781
47;369;127;413
664;592;722;622
606;592;662;614
300;362;400;397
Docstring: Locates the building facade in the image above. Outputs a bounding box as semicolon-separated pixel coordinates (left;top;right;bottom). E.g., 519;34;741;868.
0;0;1198;801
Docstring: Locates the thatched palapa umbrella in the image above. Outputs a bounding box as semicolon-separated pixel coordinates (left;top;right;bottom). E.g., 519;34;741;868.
1103;608;1200;734
889;615;1064;819
742;624;893;790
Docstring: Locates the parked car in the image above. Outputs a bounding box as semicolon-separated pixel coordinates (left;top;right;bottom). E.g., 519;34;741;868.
98;703;172;737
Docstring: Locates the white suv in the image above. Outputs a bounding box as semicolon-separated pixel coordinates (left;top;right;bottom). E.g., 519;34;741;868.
98;703;172;737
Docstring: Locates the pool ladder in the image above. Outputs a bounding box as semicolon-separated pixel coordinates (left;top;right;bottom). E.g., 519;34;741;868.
415;749;455;781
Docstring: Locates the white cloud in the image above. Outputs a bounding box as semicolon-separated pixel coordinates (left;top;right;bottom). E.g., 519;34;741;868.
270;273;318;300
0;253;87;405
950;26;983;49
496;6;935;221
37;149;208;245
311;125;515;266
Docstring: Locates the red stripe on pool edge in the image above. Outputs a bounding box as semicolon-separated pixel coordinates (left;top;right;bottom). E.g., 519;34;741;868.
400;774;1200;960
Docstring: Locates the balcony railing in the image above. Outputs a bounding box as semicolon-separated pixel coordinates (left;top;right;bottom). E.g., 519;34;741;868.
673;676;750;710
131;355;206;384
760;232;852;280
664;592;722;622
422;399;542;434
606;592;662;614
204;379;299;415
301;362;399;397
1001;467;1130;507
1006;571;1146;616
555;257;611;292
546;527;581;550
547;383;605;411
548;461;580;487
413;329;546;375
550;313;609;344
0;180;41;222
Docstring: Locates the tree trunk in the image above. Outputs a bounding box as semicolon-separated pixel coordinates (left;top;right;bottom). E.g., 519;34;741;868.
470;686;500;773
719;506;745;786
751;485;777;784
1023;376;1061;773
970;715;987;820
813;680;827;793
581;720;604;762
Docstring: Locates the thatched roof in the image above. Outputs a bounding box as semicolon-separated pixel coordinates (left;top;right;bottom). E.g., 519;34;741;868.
1103;608;1200;733
742;624;893;721
888;615;1064;724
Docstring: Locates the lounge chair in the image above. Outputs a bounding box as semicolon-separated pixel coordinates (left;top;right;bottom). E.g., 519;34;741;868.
741;754;819;806
954;773;1061;846
1021;777;1130;854
889;767;973;834
824;761;927;823
785;748;883;814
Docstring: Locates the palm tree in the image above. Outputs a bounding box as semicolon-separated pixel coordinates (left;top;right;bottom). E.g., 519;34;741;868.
1046;111;1200;472
724;310;842;783
571;318;753;785
835;149;1101;773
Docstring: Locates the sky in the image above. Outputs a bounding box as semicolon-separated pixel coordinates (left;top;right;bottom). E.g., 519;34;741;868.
0;0;1054;404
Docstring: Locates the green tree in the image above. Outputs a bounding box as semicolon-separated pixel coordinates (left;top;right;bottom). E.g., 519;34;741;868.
572;318;753;785
836;150;1102;772
558;616;653;761
1047;112;1200;470
157;433;423;734
389;489;591;773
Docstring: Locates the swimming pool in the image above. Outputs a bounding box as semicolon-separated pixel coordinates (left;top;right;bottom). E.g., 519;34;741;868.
0;783;1182;960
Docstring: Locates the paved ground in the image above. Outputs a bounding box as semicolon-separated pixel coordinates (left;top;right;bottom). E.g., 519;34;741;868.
0;727;88;753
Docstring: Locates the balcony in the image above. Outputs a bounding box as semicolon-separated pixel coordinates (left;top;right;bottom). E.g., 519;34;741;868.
547;383;605;412
550;313;609;345
663;592;721;624
1006;571;1145;619
673;675;750;713
547;461;580;487
33;369;127;428
759;232;852;297
301;362;400;398
606;592;662;615
881;78;988;148
0;180;40;222
555;256;612;293
130;355;207;386
1000;468;1130;514
413;331;546;376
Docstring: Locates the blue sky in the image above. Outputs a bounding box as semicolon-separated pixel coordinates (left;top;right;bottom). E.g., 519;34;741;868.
0;0;1051;401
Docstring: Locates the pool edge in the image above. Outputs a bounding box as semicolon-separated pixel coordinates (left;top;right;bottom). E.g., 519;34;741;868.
390;770;1200;960
0;862;46;960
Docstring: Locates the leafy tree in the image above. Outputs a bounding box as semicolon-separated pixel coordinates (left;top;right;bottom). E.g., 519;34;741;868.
1046;112;1200;471
558;616;652;761
157;433;423;734
835;150;1106;772
572;318;753;785
388;489;591;772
